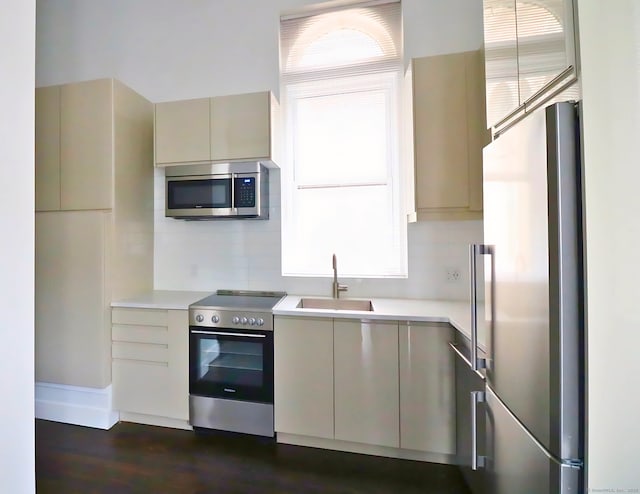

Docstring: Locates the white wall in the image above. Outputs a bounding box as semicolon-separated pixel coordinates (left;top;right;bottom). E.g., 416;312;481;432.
36;0;484;301
578;0;640;490
0;1;36;492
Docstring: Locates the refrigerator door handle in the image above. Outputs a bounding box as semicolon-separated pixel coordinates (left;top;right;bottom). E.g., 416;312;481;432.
471;390;486;470
470;244;493;371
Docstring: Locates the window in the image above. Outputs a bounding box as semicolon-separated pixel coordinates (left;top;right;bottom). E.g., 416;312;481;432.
280;1;406;278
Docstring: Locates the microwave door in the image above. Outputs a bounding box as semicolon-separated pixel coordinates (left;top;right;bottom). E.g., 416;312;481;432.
166;175;234;218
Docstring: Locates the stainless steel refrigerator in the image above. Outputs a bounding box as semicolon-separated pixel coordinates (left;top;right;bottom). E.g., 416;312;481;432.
471;101;584;493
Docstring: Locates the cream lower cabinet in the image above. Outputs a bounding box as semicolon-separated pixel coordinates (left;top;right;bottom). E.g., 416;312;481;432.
112;308;189;422
273;316;455;459
274;316;334;439
399;322;456;455
35;211;111;388
334;319;400;448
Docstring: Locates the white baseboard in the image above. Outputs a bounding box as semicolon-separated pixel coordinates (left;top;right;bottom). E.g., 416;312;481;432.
35;382;120;430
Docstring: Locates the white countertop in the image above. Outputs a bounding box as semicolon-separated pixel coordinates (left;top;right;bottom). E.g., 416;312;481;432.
112;291;486;345
111;290;212;310
273;295;486;344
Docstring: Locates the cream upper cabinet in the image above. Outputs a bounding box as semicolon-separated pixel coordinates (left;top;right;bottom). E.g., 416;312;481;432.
409;50;490;221
274;316;334;439
112;308;189;422
154;97;210;165
35;85;61;211
399;322;456;455
60;79;114;210
154;91;280;167
210;92;272;162
334;319;399;448
484;0;578;129
36;78;152;212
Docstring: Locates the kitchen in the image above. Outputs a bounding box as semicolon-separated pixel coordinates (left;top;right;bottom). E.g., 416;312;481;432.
2;0;640;492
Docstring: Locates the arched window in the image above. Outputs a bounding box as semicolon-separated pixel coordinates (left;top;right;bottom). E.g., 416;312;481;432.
279;1;405;278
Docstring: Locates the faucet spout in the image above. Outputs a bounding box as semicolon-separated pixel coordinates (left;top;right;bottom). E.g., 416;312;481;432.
331;253;348;299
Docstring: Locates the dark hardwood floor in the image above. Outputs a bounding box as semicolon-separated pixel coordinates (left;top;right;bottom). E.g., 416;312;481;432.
36;419;471;493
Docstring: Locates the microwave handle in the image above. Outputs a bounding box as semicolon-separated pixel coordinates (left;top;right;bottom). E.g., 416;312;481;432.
230;173;236;212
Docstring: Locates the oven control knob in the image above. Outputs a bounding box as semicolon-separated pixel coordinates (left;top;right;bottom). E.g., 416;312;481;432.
248;317;256;326
211;315;220;324
256;318;264;326
240;317;248;325
195;314;204;323
232;316;240;324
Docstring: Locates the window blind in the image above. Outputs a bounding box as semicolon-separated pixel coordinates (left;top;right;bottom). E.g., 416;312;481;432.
281;1;401;78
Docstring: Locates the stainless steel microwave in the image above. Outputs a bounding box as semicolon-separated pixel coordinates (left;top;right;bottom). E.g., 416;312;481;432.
165;162;269;220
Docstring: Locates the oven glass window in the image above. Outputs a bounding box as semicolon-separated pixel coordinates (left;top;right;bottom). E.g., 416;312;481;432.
167;178;231;209
190;330;273;403
198;339;263;386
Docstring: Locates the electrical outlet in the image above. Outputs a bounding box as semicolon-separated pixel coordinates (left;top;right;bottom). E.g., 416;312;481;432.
446;268;461;282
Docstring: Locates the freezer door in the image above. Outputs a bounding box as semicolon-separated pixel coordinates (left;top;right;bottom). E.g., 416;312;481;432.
485;386;581;494
482;102;582;460
451;338;486;494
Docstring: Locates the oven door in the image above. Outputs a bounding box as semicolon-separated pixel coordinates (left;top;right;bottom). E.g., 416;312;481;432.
189;327;273;403
166;174;233;218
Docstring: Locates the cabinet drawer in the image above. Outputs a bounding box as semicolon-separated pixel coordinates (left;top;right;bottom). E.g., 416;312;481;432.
112;324;168;345
112;341;168;363
112;308;168;327
113;360;183;419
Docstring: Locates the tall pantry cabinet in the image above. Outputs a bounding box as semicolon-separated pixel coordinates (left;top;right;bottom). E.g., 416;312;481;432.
35;78;154;389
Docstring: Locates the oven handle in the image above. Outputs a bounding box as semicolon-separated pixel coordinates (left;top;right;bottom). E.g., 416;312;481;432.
191;330;267;338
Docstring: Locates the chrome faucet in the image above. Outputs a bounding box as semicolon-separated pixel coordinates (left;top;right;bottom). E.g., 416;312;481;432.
332;254;348;299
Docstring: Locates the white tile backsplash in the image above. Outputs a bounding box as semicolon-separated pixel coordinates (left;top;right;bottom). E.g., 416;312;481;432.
153;167;483;300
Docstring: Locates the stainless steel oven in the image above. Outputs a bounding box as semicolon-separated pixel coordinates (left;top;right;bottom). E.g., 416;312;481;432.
188;290;285;437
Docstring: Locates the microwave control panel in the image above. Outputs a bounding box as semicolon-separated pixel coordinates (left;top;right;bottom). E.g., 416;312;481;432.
235;177;256;208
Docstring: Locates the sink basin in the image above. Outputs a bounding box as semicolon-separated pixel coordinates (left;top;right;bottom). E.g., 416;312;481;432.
296;298;374;312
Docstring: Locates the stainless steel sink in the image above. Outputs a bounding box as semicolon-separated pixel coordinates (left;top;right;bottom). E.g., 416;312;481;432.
296;298;374;311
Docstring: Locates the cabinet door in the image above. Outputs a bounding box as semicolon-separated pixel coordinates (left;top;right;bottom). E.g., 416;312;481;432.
483;0;519;128
35;85;61;211
155;97;210;165
413;53;469;212
35;211;109;388
274;316;334;439
113;360;174;417
60;79;113;210
334;320;399;448
399;322;456;455
465;50;490;212
516;0;576;103
210;92;271;162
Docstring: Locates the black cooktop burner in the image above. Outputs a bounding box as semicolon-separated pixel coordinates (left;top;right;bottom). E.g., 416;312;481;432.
190;290;286;312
